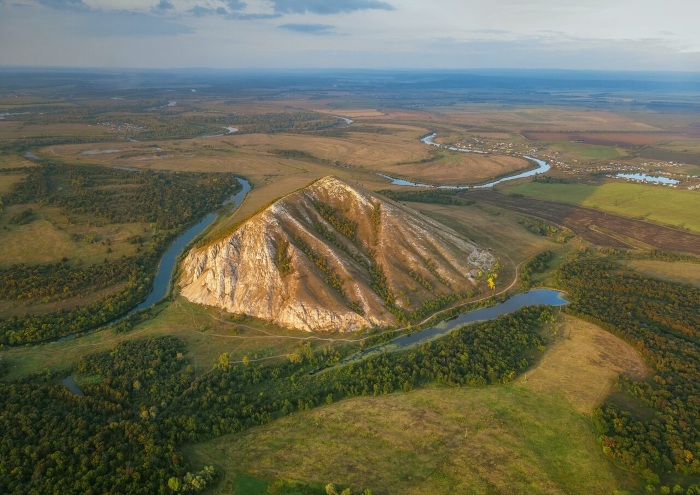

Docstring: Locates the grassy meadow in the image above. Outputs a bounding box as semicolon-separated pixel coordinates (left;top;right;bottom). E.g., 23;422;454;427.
0;171;26;194
0;207;149;268
186;315;645;495
430;105;662;133
624;260;700;288
0;296;361;381
0;152;36;170
383;151;531;186
505;182;700;232
3;82;699;495
546;140;627;160
403;201;570;264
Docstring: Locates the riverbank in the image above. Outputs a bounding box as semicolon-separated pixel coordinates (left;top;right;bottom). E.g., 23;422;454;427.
379;133;550;188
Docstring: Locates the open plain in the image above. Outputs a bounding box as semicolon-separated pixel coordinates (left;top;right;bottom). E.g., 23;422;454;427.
1;69;700;495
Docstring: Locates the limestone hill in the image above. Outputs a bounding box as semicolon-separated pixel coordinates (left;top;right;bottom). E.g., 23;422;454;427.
179;176;495;332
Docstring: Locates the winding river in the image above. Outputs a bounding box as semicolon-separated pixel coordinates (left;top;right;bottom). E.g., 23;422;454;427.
15;150;248;315
380;133;550;188
318;289;568;372
58;178;250;391
131;177;251;313
50;177;250;347
421;132;487;154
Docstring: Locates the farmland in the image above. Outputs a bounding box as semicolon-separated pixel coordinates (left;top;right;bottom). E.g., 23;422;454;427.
2;69;700;495
521;131;684;148
504;182;700;232
466;190;700;255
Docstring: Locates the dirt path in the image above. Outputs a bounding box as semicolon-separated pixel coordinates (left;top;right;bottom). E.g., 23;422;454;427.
176;249;524;366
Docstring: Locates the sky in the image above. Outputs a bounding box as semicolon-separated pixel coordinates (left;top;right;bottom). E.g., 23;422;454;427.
1;0;699;71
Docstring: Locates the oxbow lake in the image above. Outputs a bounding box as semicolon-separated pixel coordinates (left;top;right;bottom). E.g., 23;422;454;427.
325;289;568;372
616;173;679;185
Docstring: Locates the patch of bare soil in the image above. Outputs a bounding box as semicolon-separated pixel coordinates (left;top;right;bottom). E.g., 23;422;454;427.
466;191;700;255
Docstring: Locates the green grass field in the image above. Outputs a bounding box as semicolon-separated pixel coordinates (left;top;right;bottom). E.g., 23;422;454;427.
0;172;26;196
185;316;645;495
187;386;622;495
506;182;700;232
405;201;566;264
680;165;700;175
547;141;627;160
0;205;149;267
653;139;700;154
0;296;361;381
624;260;700;288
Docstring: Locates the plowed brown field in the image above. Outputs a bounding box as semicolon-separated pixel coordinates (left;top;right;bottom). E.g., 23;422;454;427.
466;191;700;255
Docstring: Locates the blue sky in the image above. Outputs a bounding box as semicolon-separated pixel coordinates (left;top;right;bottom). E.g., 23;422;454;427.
1;0;698;70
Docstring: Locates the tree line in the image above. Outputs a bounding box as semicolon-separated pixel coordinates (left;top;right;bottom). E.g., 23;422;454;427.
0;306;551;494
558;254;700;493
0;164;241;345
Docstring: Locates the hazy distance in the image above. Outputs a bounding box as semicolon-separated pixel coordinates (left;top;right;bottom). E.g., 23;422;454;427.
1;0;699;71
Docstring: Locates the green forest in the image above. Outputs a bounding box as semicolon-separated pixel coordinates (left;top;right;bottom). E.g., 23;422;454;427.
559;254;700;492
0;306;550;494
0;164;240;345
3;203;700;493
3;161;700;493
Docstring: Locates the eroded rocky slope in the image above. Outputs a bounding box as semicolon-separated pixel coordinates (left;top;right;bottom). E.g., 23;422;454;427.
179;176;495;332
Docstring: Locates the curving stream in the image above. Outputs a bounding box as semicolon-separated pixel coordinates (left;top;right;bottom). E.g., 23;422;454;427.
59;178;250;391
380;133;550;188
313;289;568;374
421;132;487;154
50;177;250;348
131;177;251;312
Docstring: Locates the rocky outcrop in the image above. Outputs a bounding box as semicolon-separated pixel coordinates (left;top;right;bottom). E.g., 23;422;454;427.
179;176;495;332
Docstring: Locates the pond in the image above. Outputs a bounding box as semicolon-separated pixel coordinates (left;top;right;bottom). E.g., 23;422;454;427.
61;375;84;396
391;289;567;350
616;173;679;185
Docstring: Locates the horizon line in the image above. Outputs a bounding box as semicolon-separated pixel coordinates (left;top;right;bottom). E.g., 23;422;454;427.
1;65;700;76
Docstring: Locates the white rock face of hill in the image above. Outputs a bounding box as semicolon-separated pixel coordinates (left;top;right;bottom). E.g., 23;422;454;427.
179;176;494;332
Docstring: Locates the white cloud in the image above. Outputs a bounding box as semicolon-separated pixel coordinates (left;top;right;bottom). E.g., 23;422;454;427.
1;0;699;70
